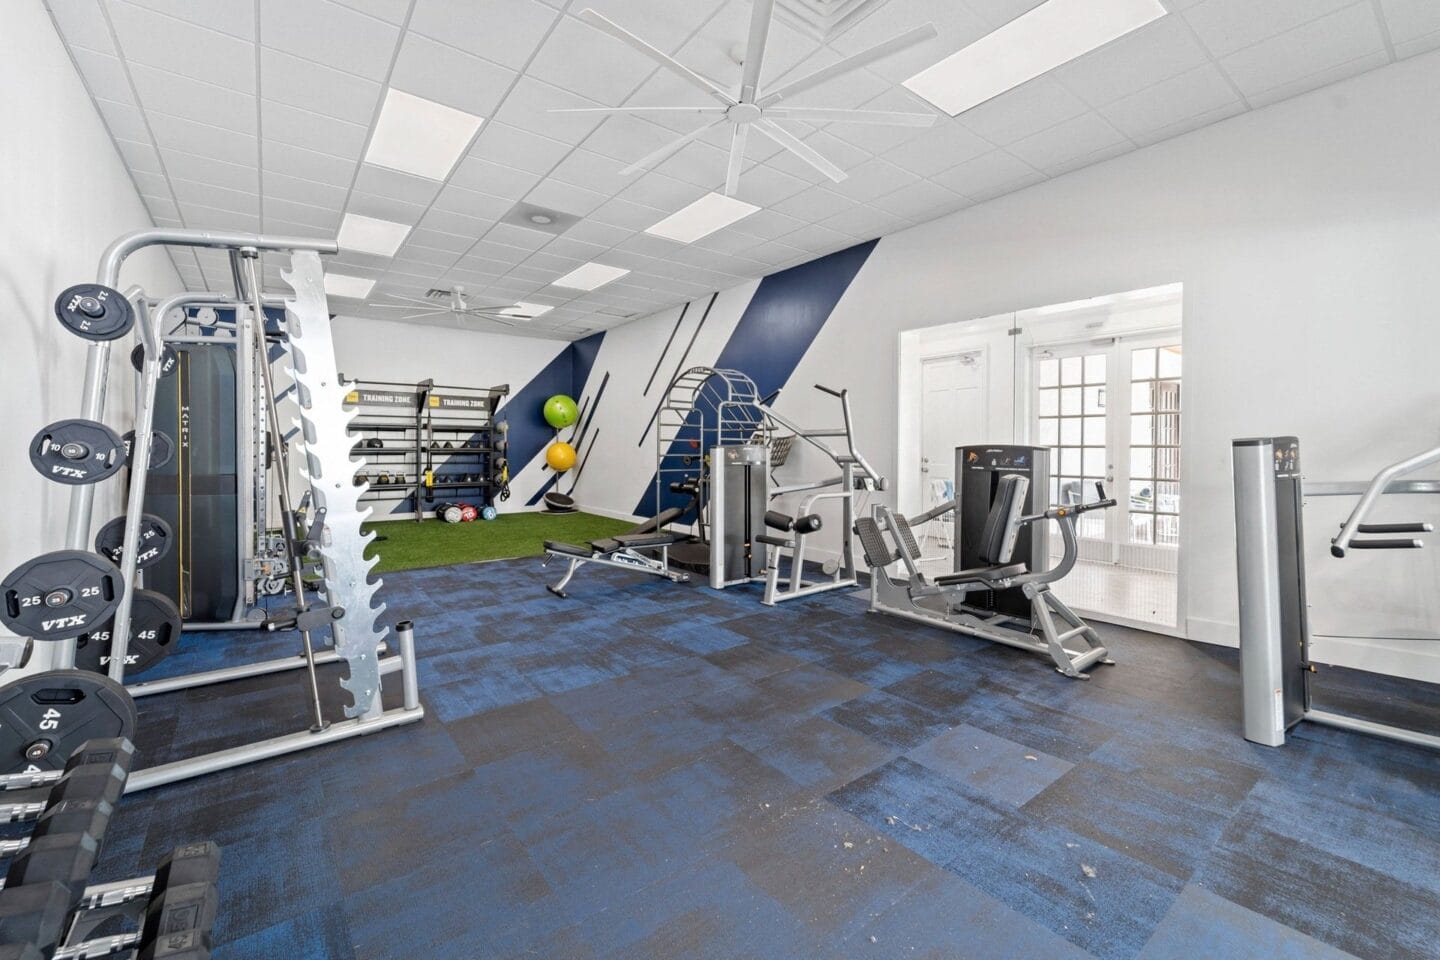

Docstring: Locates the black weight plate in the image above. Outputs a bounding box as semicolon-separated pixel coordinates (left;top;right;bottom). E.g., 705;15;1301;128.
1;551;123;642
0;671;137;774
121;430;175;471
54;284;134;342
74;590;181;677
130;343;179;377
93;514;173;570
29;420;125;486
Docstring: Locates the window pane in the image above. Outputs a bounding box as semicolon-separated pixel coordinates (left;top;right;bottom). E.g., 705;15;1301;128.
1129;512;1154;544
1078;513;1104;539
1131;347;1156;380
1129;480;1153;510
1156;380;1181;412
1037;419;1059;445
1084;354;1106;385
1060;418;1082;445
1082;448;1105;476
1084;385;1105;414
1038;389;1059;416
1038;358;1059;387
1156;513;1180;546
1130;446;1153;478
1084;416;1107;446
1154;481;1180;513
1154;446;1180;481
1131;381;1154;413
1049;477;1059;506
1061;448;1081;475
1131;414;1154;445
1061;356;1083;384
1158;345;1182;378
1060;386;1082;415
1155;412;1181;445
1059;477;1082;504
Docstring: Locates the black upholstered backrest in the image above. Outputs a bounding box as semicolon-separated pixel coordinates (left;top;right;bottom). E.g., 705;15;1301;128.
977;474;1029;565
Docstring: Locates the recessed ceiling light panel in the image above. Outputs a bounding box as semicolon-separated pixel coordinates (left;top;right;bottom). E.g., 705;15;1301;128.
552;262;630;291
503;302;553;319
903;0;1167;116
645;192;761;244
337;213;412;257
323;273;377;299
364;88;484;180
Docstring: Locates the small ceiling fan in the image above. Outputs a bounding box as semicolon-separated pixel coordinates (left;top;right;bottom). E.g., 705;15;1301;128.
371;286;542;327
553;1;940;195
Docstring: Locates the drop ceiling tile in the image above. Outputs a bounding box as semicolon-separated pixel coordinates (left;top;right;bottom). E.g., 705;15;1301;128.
1183;0;1356;59
730;162;811;206
109;1;256;91
930;149;1042;200
526;178;612;216
469;121;574;172
143;194;180;219
1043;140;1138;178
265;140;358;186
259;47;382;125
652;140;735;187
780;222;857;253
130;170;170;195
542;236;610;261
1128;101;1247;147
1097;64;1241;142
401;234;469;259
70;48;134;105
1219;3;1387;101
773;50;894;108
333;0;422;25
354;164;445;204
826;156;920;203
261;100;370;158
419;207;500;241
1006;112;1130;172
94;98;149;142
1381;0;1440;42
431;183;510;219
348;191;431;224
527;14;657;104
548;149;631;195
615;171;709;211
1051;16;1212;108
127;63;257;135
115;138;164;174
692;227;774;256
1394;30;1440;59
389;31;517;118
181;202;262;232
828;0;994;84
868;178;966;221
680;0;816;91
876;119;991;178
745;238;810;264
728;206;807;241
161;148;260;192
263;197;343;231
123;0;256;40
410;0;559;71
524;250;587;272
144;110;256;162
265;216;338;238
832;88;941;155
770;184;856;220
587;0;719;52
259;0;401;81
561;219;634;247
485;223;554;251
817;202;910;238
465;240;534;264
45;0;117;54
450;156;546;201
966;170;1045;203
955;76;1090;145
491;77;607;144
589;195;672;230
1248;49;1391;109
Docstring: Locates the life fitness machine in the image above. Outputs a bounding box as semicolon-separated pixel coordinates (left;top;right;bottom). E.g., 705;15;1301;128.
1233;435;1440;750
854;445;1118;678
708;384;885;606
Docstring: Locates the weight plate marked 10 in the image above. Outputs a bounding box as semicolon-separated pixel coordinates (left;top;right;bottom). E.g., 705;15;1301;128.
0;550;124;642
54;284;135;341
29;419;125;485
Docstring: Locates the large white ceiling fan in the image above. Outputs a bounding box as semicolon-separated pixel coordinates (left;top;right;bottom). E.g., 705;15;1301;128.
554;1;940;195
370;286;544;327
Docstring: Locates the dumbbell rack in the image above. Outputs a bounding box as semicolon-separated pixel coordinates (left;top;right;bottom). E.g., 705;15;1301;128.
1;227;426;795
343;378;430;522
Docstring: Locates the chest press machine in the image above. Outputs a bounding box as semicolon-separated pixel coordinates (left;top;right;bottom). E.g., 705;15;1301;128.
854;445;1118;679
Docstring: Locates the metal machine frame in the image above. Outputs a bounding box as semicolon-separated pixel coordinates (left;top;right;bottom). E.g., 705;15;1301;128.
4;228;426;792
1233;436;1440;750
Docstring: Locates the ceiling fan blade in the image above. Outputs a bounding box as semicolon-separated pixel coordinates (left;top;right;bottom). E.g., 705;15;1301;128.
549;106;727;116
725;123;748;196
740;0;777;103
620;119;728;175
577;9;736;106
753;119;847;183
378;294;436;306
757;23;938;108
766;107;936;127
396;311;446;321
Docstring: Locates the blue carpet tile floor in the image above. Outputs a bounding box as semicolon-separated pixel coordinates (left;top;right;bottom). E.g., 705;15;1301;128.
90;558;1440;959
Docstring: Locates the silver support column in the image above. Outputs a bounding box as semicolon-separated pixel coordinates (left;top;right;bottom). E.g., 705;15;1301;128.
1232;438;1289;746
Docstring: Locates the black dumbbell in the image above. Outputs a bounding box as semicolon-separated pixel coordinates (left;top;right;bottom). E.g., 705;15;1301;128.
46;759;129;811
0;881;73;956
140;881;220;959
5;831;100;900
154;841;222;890
32;795;115;847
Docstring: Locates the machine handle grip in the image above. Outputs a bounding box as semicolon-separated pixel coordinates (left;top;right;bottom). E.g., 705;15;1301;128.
1356;522;1433;534
1333;538;1423;556
813;384;845;398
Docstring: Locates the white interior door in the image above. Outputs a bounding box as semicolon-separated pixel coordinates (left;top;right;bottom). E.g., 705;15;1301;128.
920;352;984;505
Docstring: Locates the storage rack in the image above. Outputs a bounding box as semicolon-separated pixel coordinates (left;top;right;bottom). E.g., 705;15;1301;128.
343;377;510;521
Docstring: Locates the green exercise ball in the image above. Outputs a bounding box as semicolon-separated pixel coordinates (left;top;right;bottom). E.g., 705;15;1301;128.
543;394;579;429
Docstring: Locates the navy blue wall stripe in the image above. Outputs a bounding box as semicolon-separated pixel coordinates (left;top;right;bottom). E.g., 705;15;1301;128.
633;240;879;517
497;331;605;496
637;292;718;448
642;301;689;397
567;427;599;495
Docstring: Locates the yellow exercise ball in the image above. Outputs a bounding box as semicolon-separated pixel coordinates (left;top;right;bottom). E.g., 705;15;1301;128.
546;441;577;472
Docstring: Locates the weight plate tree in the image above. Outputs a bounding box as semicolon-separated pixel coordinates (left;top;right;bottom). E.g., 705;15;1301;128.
94;514;173;570
54;284;134;341
1;550;124;642
0;671;138;774
73;590;182;676
29;419;125;485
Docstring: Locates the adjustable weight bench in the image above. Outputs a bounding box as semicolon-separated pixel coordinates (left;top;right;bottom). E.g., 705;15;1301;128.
543;506;691;598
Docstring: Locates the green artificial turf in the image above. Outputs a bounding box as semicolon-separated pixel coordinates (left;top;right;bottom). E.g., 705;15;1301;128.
362;510;635;573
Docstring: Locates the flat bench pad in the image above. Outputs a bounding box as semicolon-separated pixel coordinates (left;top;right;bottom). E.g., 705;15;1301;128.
613;532;680;548
544;540;593;557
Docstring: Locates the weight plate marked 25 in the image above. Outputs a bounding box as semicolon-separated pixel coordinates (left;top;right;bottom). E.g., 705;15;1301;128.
94;514;173;570
0;550;124;642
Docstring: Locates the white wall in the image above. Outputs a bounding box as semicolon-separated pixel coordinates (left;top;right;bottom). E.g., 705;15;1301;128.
0;4;180;580
570;51;1440;679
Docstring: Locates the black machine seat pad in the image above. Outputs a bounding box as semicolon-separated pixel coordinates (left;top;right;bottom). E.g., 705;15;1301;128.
934;562;1027;587
613;531;679;548
545;540;592;557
